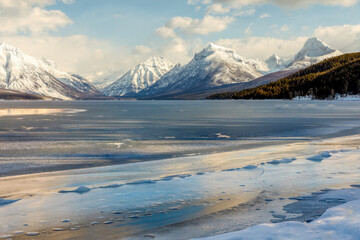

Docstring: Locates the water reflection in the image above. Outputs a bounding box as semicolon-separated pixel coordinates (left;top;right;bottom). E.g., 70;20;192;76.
0;108;85;117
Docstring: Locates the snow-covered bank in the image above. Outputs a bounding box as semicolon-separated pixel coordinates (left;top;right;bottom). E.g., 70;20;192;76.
196;188;360;240
332;94;360;101
293;94;360;101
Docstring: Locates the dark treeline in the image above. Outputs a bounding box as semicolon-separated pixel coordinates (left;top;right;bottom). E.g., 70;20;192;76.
208;52;360;100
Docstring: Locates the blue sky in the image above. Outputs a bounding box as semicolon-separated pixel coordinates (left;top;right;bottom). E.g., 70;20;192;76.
1;0;360;75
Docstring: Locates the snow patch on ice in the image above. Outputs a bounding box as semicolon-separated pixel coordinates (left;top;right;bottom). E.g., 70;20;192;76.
196;200;360;240
108;142;124;148
307;151;332;162
196;187;360;240
242;165;258;170
58;186;91;194
267;158;297;165
98;183;123;189
216;133;231;139
126;180;157;185
160;174;192;181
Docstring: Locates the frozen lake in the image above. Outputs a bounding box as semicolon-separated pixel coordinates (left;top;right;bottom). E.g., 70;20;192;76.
1;100;360;176
0;100;360;239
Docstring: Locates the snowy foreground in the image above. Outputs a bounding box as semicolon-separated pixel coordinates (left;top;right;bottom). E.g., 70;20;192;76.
196;189;360;240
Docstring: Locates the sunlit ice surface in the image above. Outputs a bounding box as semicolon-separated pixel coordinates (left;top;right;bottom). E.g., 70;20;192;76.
0;100;359;239
0;108;85;117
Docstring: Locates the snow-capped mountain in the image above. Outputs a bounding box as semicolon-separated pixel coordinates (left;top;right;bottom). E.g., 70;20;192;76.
265;54;290;73
87;71;124;90
103;57;174;96
286;37;342;70
0;42;100;100
139;43;264;98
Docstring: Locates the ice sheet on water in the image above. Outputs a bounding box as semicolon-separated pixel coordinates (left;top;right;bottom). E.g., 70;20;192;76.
126;180;157;185
58;186;91;194
222;165;258;171
196;199;360;240
242;165;258;170
0;198;19;206
196;188;360;240
26;232;39;236
307;151;332;162
160;174;192;181
267;158;296;165
98;184;123;189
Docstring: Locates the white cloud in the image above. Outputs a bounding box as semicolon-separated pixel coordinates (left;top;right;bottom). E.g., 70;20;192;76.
0;0;72;34
215;37;308;60
155;26;177;39
164;15;234;35
133;45;152;55
314;24;360;50
161;37;205;64
280;25;290;32
1;34;140;75
206;3;230;14
260;13;270;18
276;0;357;7
192;0;358;8
233;8;255;16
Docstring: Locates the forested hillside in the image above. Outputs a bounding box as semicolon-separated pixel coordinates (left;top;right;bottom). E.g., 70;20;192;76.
208;53;360;100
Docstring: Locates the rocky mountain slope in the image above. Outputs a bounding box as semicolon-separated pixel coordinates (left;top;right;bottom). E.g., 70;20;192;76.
103;57;174;96
286;37;342;70
0;43;100;100
139;43;264;99
208;52;360;100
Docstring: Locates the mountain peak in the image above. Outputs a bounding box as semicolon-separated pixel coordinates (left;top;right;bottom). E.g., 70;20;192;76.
207;42;226;50
267;54;281;61
143;56;170;66
204;43;234;53
103;56;174;96
295;37;337;60
195;43;237;61
0;42;98;99
265;54;288;73
305;37;326;45
285;37;342;70
0;42;24;57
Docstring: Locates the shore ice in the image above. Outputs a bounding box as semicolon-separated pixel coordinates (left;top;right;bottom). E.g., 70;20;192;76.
196;188;360;240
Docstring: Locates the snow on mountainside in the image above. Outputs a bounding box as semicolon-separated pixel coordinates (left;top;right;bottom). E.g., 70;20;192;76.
87;71;124;90
0;42;99;100
139;43;264;98
265;54;290;73
103;57;174;96
286;37;342;70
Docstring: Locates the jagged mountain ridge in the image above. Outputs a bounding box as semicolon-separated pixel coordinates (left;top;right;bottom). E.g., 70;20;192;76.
0;42;100;100
103;57;174;96
265;37;342;72
138;43;264;98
